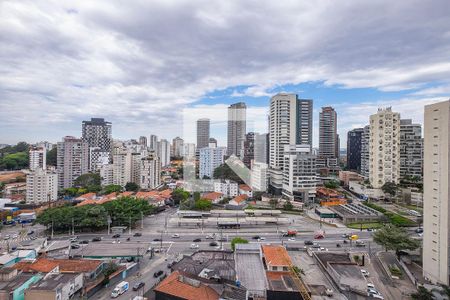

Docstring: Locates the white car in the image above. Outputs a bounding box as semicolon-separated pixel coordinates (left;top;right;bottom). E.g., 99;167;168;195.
288;238;296;241
190;244;199;249
368;292;384;299
205;235;213;239
367;283;375;289
171;234;180;238
258;237;266;241
12;234;18;239
361;269;370;277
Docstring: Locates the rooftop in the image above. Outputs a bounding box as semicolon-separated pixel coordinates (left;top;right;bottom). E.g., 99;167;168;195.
0;273;39;292
235;246;266;292
262;245;292;267
266;271;301;292
232;194;248;204
29;273;78;290
203;192;223;201
13;258;59;273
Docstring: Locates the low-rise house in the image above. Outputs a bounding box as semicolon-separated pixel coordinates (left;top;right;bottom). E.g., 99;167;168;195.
238;184;253;198
202;192;223;204
24;273;83;300
0;271;42;300
262;245;292;272
227;195;248;209
75;193;97;201
214;180;238;198
0;251;36;268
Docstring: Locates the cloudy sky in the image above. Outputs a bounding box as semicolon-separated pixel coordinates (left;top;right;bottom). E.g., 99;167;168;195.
1;0;450;147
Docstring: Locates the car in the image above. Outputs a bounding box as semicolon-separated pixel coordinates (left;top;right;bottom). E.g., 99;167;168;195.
3;235;10;240
258;237;266;241
355;241;366;247
153;238;161;242
12;234;18;239
217;238;226;242
312;244;320;248
69;237;78;242
415;227;423;233
132;282;145;291
146;247;153;253
367;288;378;294
368;293;384;299
30;236;37;240
367;283;375;289
71;244;80;249
79;240;89;244
92;237;102;242
252;236;261;240
27;230;35;235
171;234;180;238
361;269;370;277
133;232;142;237
190;243;199;249
304;240;314;245
154;248;160;253
418;233;423;237
342;233;350;238
193;238;201;242
288;237;296;241
153;270;164;278
205;235;213;239
112;234;121;238
209;241;218;247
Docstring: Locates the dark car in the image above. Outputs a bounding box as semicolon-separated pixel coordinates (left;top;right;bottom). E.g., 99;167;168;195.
133;232;142;237
79;240;89;244
252;236;261;240
193;238;201;242
304;240;314;245
209;241;218;247
132;282;145;291
71;244;80;249
27;230;35;235
153;270;164;278
112;234;120;238
153;238;161;242
415;227;423;233
92;237;101;242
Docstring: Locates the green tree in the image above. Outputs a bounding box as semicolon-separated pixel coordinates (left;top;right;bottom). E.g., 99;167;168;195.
324;180;339;189
74;173;101;191
373;225;420;254
283;200;294;211
194;199;212;211
193;192;201;201
0;152;28;170
125;182;139;192
171;188;190;205
438;285;450;298
269;198;279;209
231;237;248;251
411;286;435;300
382;182;398;197
62;187;80;197
46;147;57;166
213;164;243;183
102;185;122;194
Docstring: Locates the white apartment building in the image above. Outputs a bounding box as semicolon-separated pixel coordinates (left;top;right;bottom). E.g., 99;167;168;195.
140;152;161;190
423;100;450;285
184;143;196;158
57;136;89;190
399;119;423;178
369;107;400;189
99;164;114;186
26;168;58;204
360;125;370;178
199;145;226;179
214;180;238;197
112;146;132;187
158;139;171;167
29;146;46;171
282;145;317;204
89;147;110;172
269;93;312;195
172;137;184;158
251;162;268;192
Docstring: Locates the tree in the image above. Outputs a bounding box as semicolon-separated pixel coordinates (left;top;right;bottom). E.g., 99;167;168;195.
411;286;435;300
102;185;122;194
0;152;28;170
382;182;398;197
74;173;101;191
46;147;57;166
439;285;450;298
269;198;279;209
194;199;212;211
125;182;139;192
171;188;190;205
324;180;339;189
373;225;420;255
193;192;201;201
283;200;294;211
231;237;248;251
213;164;243;183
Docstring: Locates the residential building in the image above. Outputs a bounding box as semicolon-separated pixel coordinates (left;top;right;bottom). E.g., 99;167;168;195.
199;145;226;179
172;137;184;158
208;137;217;147
139;136;147;147
282;144;317;204
158;139;171;167
239;184;253;197
423;100;450;285
140;152;161;190
214;180;238;197
88;147;109;172
202;192;224;204
243;132;255;168
400;119;423;178
347;128;364;171
24;273;83;300
112;145;132;187
269;93;313;194
26;168;58;204
339;171;363;186
196;118;210;150
318;106;338;168
262;245;292;272
56;136;89;190
0;272;43;300
251;162;268;192
183;143;196;158
361;125;370;178
369;107;400;188
129;152;142;185
81;118;112;153
227;102;247;158
254;133;269;164
149;134;158;151
29;146;46;171
99;164;113;186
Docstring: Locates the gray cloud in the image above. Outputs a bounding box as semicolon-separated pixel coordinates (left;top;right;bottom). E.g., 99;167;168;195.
1;0;450;143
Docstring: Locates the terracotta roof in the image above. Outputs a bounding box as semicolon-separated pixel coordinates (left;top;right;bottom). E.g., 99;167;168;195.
154;271;219;300
75;193;96;200
12;258;102;274
76;199;97;207
262;245;292;267
203;192;223;201
118;191;134;197
13;258;59;273
135;191;156;199
159;189;172;197
239;184;252;191
232;194;248;204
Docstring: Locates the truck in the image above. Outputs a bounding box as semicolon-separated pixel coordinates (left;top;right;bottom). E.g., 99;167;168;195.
282;230;297;237
314;230;325;239
111;281;129;298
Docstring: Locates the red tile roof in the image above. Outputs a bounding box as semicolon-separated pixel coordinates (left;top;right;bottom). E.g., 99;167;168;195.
118;191;134;197
239;184;252;191
232;194;248;204
75;193;96;200
76;199;97;207
202;192;223;201
262;245;292;267
13;258;59;273
154;271;219;300
13;258;102;274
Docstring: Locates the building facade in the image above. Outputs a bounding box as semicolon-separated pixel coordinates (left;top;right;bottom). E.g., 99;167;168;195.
139;136;147;147
29;146;46;171
149;135;158;151
172;137;184;158
318;107;338;168
157;139;171;167
423;100;450;285
227;102;247;158
361;125;370;178
399;119;423;178
112;145;132;187
251;162;268;192
214;180;239;197
346;128;364;172
199;145;226;179
243;132;255;168
56;136;89;190
369;108;400;188
197;118;210;150
254;133;269;164
81;118;112;152
26;168;58;204
140;152;161;190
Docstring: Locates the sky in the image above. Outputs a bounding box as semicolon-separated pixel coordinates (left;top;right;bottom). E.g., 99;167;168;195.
1;0;450;147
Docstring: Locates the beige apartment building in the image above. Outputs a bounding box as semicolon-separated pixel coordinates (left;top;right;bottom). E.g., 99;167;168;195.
423;100;450;285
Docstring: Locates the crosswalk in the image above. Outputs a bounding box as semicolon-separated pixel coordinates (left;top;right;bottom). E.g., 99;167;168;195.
0;235;36;245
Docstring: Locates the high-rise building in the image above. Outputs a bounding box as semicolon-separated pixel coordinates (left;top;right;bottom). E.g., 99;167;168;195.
139;136;148;147
197;118;210;150
318;107;338;168
130;152;142;185
282;144;317;204
149;135;158;151
208;138;217;148
158;139;171;167
29;146;46;171
26;168;58;204
199;144;226;179
269;93;313;194
347;128;364;171
369;107;400;188
89;147;110;172
251;162;268;192
254;133;269;164
243;132;255;168
82;118;112;152
99;164;114;186
172;137;184;158
227;102;246;157
361;125;370;178
56;136;89;190
140;152;161;190
423;100;450;285
112;145;132;187
400;119;423;178
184;143;196;158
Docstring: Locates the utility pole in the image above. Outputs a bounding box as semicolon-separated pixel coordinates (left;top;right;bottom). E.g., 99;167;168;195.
72;218;74;236
107;215;111;235
129;217;132;235
141;211;144;230
51;220;54;239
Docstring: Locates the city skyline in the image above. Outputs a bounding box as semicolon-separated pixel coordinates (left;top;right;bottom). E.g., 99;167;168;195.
1;1;450;145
